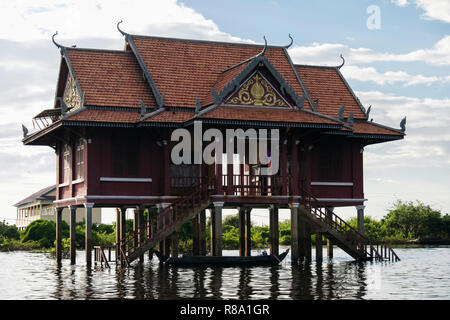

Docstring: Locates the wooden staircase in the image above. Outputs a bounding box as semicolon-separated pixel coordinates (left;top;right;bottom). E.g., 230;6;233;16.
300;189;400;262
118;180;211;266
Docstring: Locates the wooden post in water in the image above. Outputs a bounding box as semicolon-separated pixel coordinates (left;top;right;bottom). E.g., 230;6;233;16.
213;202;223;257
305;224;312;262
69;206;77;265
55;207;63;263
115;208;121;263
137;206;144;262
290;203;300;263
119;207;127;265
316;233;323;262
326;207;334;259
210;208;216;256
269;205;279;256
84;203;94;266
239;207;246;256
171;232;179;258
245;207;251;256
199;210;206;256
192;214;200;255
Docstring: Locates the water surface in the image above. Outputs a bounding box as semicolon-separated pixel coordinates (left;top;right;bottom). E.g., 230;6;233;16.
0;247;449;300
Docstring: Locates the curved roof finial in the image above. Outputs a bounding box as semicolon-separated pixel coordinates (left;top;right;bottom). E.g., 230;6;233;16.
52;31;62;49
259;36;267;56
400;116;407;133
117;20;127;36
337;54;345;69
284;33;294;49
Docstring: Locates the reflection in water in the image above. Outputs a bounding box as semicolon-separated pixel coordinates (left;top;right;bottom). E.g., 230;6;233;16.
2;247;450;300
269;266;280;300
238;268;252;299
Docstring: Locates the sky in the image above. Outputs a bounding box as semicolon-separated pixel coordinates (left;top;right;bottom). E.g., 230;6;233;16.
0;0;449;226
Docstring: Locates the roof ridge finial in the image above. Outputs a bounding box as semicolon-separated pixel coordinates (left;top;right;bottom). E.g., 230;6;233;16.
259;36;267;56
117;20;127;36
400;116;407;132
284;33;294;49
52;31;62;49
337;54;345;69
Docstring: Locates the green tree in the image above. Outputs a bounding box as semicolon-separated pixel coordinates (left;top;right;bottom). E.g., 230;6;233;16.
21;220;69;248
0;220;20;240
347;216;383;242
223;215;240;229
382;200;446;239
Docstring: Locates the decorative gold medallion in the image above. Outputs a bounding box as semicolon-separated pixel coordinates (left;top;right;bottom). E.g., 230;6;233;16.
63;75;82;110
227;73;287;107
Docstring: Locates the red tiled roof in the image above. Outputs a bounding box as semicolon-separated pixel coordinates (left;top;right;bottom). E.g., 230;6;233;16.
66;49;157;108
143;110;195;123
55;37;396;133
65;109;140;123
64;108;194;124
352;121;404;136
198;106;339;125
131;36;311;109
295;66;367;119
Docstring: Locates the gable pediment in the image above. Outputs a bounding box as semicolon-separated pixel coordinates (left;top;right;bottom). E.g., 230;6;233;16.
209;55;305;110
226;72;290;107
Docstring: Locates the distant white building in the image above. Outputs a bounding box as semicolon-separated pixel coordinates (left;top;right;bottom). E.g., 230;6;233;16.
14;185;101;231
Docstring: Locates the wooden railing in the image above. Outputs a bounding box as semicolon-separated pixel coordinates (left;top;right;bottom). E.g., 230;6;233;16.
170;174;289;196
118;178;210;265
301;188;400;262
223;174;287;196
94;245;115;268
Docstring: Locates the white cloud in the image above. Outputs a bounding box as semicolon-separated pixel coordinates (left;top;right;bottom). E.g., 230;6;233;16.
289;35;450;66
415;0;450;23
391;0;409;7
0;0;252;44
342;65;448;86
356;90;450;129
391;0;450;23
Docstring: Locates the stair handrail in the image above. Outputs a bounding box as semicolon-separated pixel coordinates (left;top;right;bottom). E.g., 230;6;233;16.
300;188;388;261
118;177;210;263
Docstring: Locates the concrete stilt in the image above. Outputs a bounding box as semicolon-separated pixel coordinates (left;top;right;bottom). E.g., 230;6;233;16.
69;206;77;265
199;210;206;256
84;203;94;266
245;207;251;256
213;202;223;256
269;205;279;256
356;205;365;235
55;207;63;263
289;203;300;263
327;238;333;259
